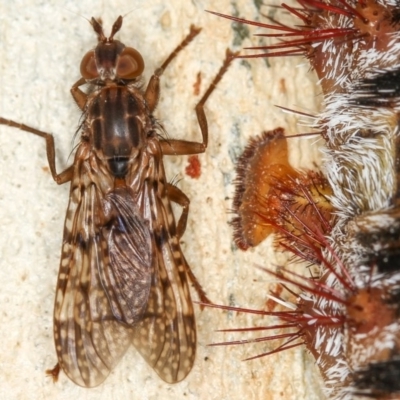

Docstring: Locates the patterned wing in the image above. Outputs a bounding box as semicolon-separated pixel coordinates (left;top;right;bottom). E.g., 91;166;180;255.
131;162;197;383
53;155;153;387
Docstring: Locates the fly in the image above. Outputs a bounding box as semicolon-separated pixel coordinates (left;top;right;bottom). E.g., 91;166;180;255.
0;16;233;387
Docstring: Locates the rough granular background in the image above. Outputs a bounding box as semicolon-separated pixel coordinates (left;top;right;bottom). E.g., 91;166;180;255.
0;1;325;399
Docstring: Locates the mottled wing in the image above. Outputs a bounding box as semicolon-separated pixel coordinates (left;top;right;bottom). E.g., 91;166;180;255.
132;166;196;383
53;154;153;387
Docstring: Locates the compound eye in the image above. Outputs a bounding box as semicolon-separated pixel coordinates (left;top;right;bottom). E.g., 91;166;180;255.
116;47;144;79
80;50;99;80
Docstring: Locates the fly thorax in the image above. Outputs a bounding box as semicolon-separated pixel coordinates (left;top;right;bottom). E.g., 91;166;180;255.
88;86;148;178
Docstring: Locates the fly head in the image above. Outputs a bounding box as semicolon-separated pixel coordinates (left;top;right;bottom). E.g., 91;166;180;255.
80;16;145;83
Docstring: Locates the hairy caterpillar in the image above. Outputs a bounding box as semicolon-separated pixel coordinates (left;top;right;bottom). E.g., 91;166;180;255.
210;1;400;399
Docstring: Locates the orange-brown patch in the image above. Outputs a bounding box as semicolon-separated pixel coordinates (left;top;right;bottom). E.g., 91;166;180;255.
232;129;334;254
185;155;201;179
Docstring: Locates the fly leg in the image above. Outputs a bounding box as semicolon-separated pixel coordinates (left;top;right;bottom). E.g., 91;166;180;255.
145;25;202;113
161;50;236;305
167;182;212;305
185;253;212;306
46;363;61;383
70;77;88;110
160;49;236;156
166;183;189;238
0;117;73;184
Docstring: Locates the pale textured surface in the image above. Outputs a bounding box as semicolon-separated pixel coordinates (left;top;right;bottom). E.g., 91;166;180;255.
0;1;324;399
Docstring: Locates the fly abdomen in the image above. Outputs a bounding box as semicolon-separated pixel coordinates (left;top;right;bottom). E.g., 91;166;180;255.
88;86;147;177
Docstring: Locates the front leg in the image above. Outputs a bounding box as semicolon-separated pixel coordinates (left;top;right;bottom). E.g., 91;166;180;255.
161;49;236;156
70;77;89;111
145;25;202;113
